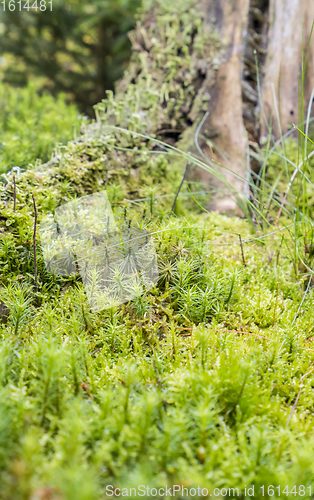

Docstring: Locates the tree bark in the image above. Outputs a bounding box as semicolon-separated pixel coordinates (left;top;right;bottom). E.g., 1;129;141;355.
190;0;314;211
201;0;250;212
260;0;314;138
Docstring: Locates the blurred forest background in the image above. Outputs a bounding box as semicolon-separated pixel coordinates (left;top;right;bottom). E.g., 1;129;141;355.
0;0;141;173
0;0;141;115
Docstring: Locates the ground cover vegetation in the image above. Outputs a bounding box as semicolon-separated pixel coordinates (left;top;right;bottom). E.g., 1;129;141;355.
0;81;84;175
1;1;314;499
0;102;314;500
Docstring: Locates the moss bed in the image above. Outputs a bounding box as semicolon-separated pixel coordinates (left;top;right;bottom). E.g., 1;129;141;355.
0;0;314;498
0;131;314;498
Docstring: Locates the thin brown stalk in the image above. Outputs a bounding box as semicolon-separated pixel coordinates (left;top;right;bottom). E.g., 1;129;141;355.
263;251;274;271
238;234;246;267
13;175;16;212
171;163;188;213
278;288;286;310
32;194;38;297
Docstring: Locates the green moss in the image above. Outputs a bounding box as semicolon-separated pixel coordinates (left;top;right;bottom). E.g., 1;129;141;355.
0;186;314;497
0;82;83;175
1;1;314;498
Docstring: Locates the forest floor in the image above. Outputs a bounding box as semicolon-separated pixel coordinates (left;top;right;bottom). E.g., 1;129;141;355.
1;119;314;500
2;71;314;500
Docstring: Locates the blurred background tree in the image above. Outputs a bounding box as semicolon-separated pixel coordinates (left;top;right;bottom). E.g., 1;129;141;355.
0;0;142;116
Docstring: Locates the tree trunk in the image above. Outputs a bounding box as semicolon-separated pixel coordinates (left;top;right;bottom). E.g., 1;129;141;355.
260;0;314;138
201;0;250;212
119;0;314;212
193;0;314;211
